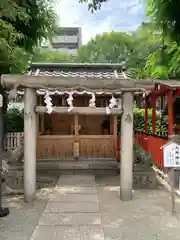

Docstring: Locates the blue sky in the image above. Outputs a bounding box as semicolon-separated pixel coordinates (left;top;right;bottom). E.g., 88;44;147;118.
56;0;146;44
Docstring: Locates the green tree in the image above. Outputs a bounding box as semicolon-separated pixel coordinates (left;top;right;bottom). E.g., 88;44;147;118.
77;32;136;64
0;0;57;144
0;0;57;75
77;28;162;79
32;48;76;63
131;22;166;79
145;0;180;43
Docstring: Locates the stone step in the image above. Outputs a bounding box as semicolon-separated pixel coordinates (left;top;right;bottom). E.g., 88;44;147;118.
36;160;118;170
9;160;118;171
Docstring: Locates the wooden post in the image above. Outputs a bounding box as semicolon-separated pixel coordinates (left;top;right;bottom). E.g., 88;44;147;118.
24;88;37;202
74;114;79;138
168;90;174;136
73;114;79;158
36;114;39;136
144;97;148;133
113;116;117;151
152;94;156;135
120;92;134;201
39;96;44;133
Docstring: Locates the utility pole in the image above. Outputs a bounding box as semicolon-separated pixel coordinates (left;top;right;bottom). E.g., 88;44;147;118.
0;94;9;217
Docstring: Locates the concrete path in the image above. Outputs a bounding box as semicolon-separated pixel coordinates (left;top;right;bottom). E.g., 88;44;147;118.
30;174;103;240
30;174;180;240
2;175;180;240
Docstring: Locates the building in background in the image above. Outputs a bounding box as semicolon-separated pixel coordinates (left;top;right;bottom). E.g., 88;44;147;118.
41;27;82;55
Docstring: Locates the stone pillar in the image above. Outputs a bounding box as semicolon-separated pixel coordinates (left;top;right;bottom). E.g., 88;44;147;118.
120;92;134;201
24;88;37;202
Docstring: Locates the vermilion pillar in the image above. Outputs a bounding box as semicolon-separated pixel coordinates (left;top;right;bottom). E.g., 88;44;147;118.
152;94;156;135
168;90;174;136
144;97;148;133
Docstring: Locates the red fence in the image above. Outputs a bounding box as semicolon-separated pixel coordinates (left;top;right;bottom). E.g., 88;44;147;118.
117;132;167;167
135;132;168;167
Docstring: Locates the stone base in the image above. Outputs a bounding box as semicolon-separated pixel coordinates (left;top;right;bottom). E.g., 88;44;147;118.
133;171;158;189
3;170;59;194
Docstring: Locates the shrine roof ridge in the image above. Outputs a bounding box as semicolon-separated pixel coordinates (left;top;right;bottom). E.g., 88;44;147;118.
155;80;180;88
28;62;131;80
29;62;124;71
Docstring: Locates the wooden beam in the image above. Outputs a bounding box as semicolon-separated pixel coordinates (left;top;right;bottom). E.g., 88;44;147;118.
35;106;122;115
73;114;79;159
1;74;154;91
74;114;79;139
113;116;117;151
39;96;44;133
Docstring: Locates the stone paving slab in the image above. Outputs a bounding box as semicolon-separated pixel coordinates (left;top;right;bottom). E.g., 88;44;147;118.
44;202;99;213
50;193;98;203
38;212;101;226
56;181;96;187
56;175;96;187
103;226;180;240
58;175;95;181
31;226;104;240
97;179;180;240
53;186;98;194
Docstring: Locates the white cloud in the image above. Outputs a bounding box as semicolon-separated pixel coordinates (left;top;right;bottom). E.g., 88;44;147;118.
56;0;145;44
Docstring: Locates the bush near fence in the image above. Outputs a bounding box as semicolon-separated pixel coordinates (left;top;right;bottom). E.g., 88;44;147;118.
5;107;24;133
133;108;168;135
118;108;168;136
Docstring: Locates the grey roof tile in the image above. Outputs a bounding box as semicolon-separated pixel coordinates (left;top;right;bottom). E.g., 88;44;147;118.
29;70;130;79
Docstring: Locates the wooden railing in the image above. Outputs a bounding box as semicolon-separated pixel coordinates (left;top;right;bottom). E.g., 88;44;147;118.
79;135;115;159
36;135;117;160
37;135;73;160
4;132;24;151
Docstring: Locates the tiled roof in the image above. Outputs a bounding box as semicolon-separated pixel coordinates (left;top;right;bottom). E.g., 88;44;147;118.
28;62;131;79
155;80;180;88
29;70;131;79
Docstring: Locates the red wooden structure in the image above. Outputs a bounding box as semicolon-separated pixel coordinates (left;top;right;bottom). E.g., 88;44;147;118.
116;80;180;167
135;80;180;167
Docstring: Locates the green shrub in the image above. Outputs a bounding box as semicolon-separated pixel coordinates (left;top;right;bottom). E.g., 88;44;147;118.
118;107;168;136
5;107;24;132
133;107;168;135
